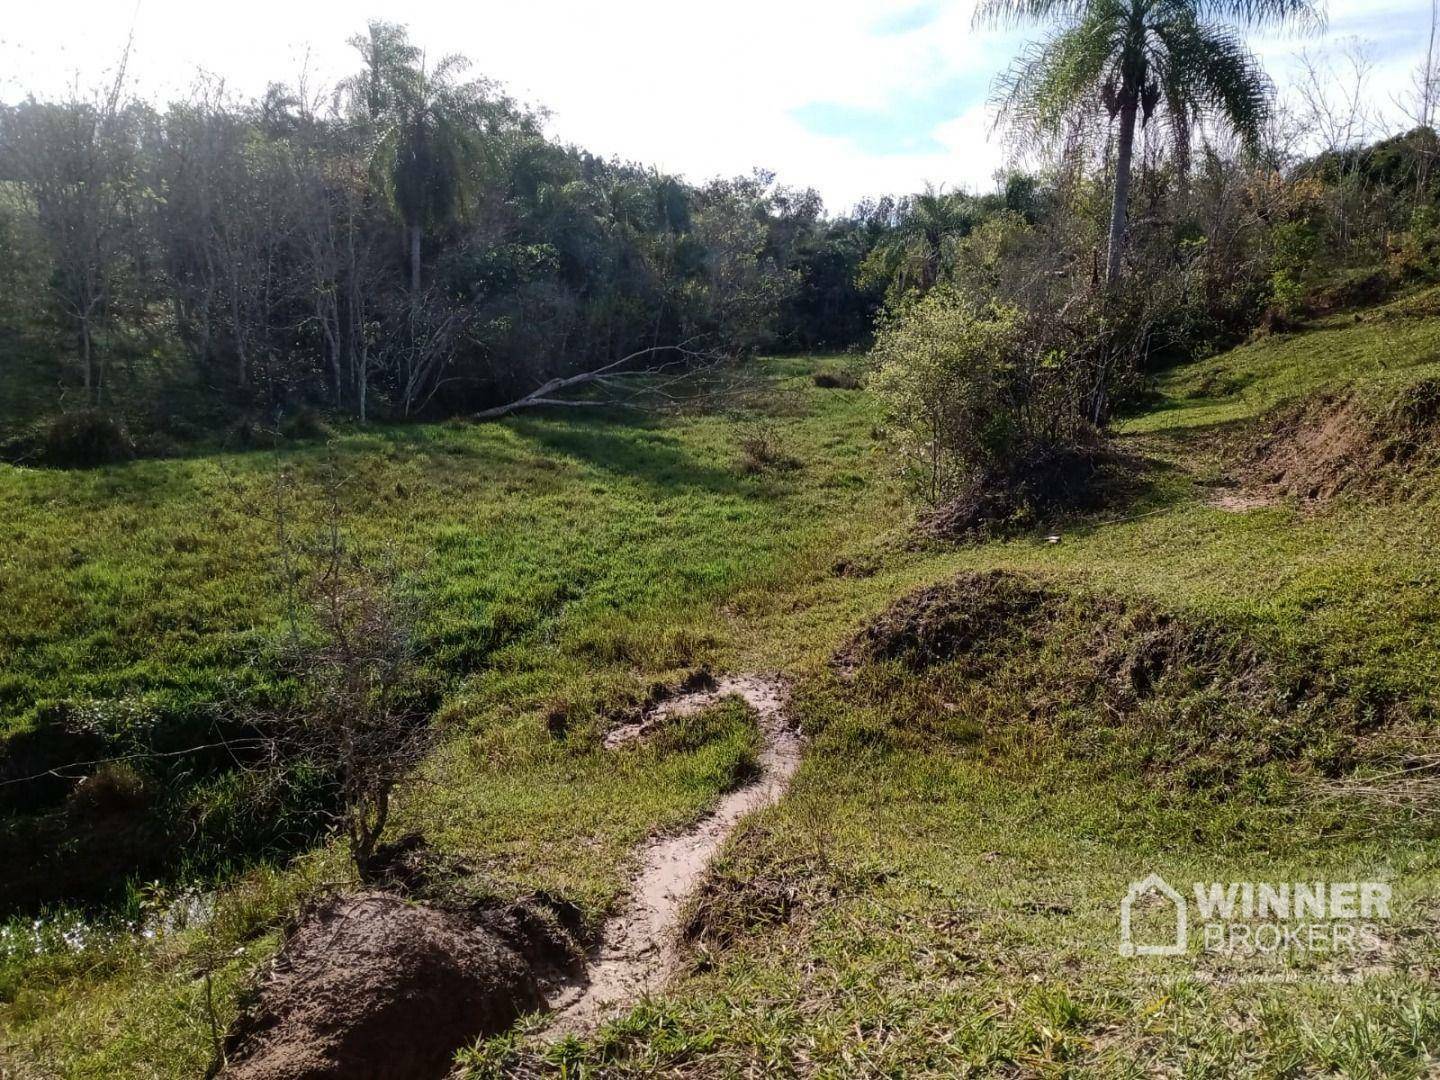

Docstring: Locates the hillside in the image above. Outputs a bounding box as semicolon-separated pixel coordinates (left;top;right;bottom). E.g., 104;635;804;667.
3;294;1440;1077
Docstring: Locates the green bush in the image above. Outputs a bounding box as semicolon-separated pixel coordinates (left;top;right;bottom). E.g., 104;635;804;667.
869;287;1143;535
869;289;1028;501
870;287;1121;506
41;410;134;468
1269;268;1306;318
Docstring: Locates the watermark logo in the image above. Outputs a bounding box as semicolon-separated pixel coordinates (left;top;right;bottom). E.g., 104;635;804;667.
1119;873;1187;956
1119;873;1389;957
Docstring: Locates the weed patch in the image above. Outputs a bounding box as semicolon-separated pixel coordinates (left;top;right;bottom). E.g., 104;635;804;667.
918;437;1147;540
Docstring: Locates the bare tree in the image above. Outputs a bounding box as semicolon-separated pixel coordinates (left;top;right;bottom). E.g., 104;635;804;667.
1396;0;1440;198
262;467;433;874
4;71;138;403
1290;42;1382;249
1292;41;1378;158
386;286;468;417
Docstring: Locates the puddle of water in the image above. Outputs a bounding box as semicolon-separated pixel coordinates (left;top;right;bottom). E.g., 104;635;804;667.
0;887;217;962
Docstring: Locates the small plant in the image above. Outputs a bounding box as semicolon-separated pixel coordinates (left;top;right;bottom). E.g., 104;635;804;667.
735;421;799;474
1269;268;1307;319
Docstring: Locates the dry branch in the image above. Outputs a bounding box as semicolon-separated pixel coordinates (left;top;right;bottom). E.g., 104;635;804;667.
473;340;724;420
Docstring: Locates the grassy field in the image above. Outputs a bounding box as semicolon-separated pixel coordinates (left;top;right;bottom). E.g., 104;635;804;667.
3;295;1440;1076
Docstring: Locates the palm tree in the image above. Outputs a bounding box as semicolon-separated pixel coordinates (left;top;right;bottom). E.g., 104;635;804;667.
875;184;977;292
975;0;1324;283
344;22;486;293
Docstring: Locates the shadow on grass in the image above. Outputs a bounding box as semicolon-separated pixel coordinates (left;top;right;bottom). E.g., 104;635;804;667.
504;413;757;496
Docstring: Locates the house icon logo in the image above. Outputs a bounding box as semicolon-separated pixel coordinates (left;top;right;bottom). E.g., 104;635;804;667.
1119;873;1188;957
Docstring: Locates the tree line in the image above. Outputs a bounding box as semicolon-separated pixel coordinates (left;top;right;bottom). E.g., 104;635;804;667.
4;11;1438;463
0;23;906;443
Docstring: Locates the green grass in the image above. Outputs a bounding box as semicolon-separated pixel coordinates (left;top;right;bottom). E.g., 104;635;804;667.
402;696;763;914
1123;291;1440;434
3;316;1440;1077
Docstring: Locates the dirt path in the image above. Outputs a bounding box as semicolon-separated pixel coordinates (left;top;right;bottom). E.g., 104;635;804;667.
545;674;800;1036
1207;488;1280;512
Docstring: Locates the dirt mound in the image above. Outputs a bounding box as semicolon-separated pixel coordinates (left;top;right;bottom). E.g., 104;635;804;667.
224;892;546;1080
831;571;1375;778
1241;378;1440;502
839;571;1273;705
835;570;1052;672
918;437;1142;541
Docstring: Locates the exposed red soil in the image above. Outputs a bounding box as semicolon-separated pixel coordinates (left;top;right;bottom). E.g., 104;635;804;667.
1240;379;1440;503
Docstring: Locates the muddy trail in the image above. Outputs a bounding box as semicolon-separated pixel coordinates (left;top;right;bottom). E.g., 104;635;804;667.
546;674;800;1036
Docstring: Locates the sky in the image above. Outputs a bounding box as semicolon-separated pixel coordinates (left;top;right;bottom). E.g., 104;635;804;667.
1;0;1434;211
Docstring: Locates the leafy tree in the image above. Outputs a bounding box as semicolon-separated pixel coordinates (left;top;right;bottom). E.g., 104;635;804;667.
976;0;1323;282
344;22;513;293
864;184;977;296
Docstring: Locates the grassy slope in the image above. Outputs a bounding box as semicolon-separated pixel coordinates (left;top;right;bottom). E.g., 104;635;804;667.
3;298;1440;1076
0;361;895;1076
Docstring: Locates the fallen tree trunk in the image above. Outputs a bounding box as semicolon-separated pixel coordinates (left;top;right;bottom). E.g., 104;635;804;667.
474;341;719;421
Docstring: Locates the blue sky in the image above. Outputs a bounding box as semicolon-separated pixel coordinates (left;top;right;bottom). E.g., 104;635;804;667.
792;74;993;157
872;1;950;36
3;0;1436;210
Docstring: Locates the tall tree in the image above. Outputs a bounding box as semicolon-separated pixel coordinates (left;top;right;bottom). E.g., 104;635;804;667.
873;184;977;292
976;0;1323;282
344;21;486;293
4;97;140;402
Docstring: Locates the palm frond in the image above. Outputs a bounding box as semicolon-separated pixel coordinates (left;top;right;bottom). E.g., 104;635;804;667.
1188;0;1325;33
974;0;1091;30
992;14;1123;150
1157;18;1272;148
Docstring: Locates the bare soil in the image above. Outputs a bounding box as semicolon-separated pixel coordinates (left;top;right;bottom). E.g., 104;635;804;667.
548;675;800;1035
224;892;545;1080
1239;378;1440;503
1207;489;1280;513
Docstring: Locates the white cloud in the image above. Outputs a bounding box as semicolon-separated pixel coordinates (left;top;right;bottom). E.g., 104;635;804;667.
3;0;1436;210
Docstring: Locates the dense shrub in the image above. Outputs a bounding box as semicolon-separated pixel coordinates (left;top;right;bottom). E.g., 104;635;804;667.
869;288;1112;499
869;287;1147;534
41;410;134;468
